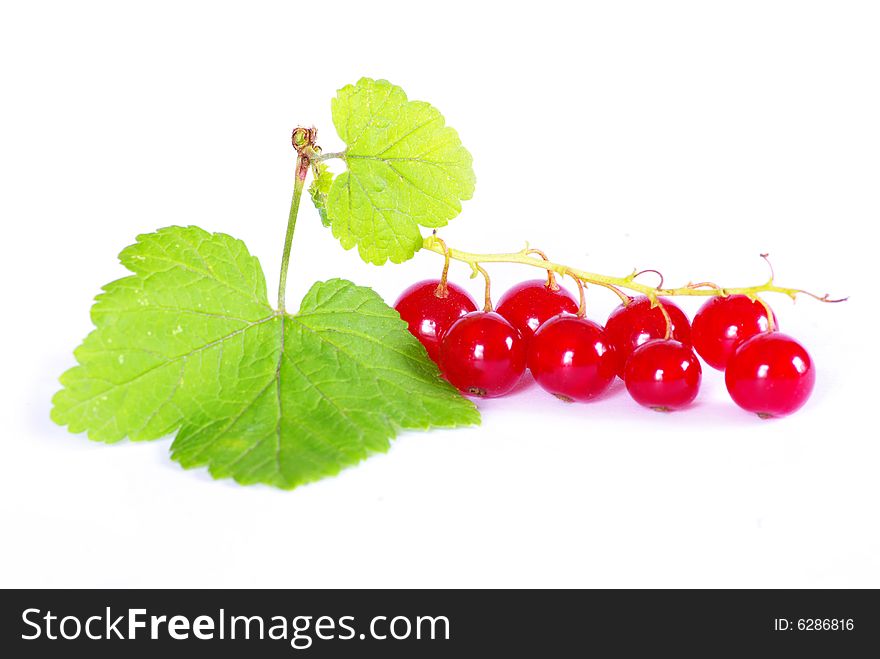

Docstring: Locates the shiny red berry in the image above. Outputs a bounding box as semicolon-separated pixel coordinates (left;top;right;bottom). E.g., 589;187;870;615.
439;312;527;397
624;340;702;411
528;315;619;402
394;280;477;363
725;333;815;417
604;297;692;376
692;295;776;370
496;280;578;346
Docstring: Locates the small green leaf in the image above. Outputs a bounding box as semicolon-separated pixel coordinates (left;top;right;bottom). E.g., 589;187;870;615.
52;226;479;488
326;78;475;265
308;162;334;227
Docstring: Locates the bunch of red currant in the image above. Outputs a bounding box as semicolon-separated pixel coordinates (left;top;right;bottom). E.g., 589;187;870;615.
395;273;816;417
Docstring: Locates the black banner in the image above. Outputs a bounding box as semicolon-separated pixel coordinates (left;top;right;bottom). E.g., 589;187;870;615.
1;589;877;656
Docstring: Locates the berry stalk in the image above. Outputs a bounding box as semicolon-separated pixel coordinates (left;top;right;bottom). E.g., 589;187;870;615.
422;235;845;306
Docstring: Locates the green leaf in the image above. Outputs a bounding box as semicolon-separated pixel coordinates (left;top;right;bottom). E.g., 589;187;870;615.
325;77;475;265
308;162;334;228
52;226;479;489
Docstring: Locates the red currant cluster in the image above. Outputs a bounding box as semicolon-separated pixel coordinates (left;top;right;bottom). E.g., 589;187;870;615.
395;276;816;417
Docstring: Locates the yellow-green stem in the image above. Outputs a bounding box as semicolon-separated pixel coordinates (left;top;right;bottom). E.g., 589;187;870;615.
422;236;835;303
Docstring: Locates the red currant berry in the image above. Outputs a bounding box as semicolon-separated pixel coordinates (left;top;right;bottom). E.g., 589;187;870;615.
439;312;527;397
496;280;578;346
604;297;692;376
624;340;702;411
725;333;815;418
528;315;619;402
394;280;477;363
692;295;776;370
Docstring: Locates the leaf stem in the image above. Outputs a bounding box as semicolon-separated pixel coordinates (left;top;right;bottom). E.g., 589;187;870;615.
278;154;306;312
314;151;346;163
422;235;847;304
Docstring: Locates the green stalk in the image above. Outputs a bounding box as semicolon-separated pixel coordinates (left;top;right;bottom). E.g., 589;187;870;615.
277;154;306;311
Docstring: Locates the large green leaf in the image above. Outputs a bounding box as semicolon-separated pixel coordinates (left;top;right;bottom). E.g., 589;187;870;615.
325;78;475;265
52;226;479;488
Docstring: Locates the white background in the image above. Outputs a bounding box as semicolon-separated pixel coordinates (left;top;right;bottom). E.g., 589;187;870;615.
1;1;878;588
